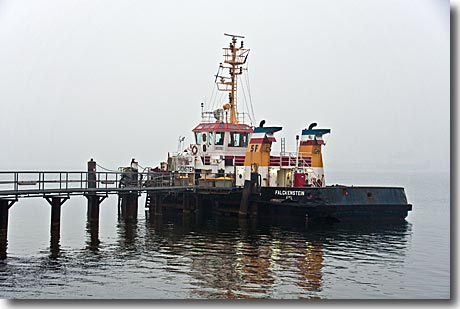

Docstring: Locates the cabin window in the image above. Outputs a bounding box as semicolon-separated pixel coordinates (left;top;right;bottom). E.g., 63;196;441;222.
229;132;239;147
207;132;213;144
229;132;249;147
215;132;225;145
241;133;248;147
195;132;203;144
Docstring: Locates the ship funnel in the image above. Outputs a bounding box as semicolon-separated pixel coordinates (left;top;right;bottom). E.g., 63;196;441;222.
243;123;282;186
298;124;331;187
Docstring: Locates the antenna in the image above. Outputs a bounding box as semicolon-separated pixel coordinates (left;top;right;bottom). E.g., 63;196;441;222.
224;33;245;39
215;34;250;124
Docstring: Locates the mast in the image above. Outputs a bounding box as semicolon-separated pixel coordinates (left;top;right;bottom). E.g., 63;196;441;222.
216;33;250;124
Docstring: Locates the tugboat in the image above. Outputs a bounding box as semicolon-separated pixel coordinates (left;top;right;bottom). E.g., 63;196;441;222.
158;34;412;222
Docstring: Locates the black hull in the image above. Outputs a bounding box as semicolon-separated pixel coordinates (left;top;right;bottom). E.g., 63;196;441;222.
256;186;412;222
193;185;412;222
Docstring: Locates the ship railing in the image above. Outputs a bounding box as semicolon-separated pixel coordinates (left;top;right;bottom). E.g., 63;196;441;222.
200;111;253;125
236;112;253;125
200;112;217;123
270;152;314;168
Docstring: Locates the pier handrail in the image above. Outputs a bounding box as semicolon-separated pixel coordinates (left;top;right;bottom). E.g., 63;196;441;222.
0;171;193;198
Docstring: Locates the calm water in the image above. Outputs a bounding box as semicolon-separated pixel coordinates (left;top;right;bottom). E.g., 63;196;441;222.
0;171;450;299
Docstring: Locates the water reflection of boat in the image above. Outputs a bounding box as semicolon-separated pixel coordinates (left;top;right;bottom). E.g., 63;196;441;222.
141;214;411;299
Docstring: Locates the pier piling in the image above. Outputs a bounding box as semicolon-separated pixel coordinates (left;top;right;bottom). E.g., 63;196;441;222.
86;158;98;223
239;173;260;217
194;195;202;214
239;180;251;217
182;193;191;215
119;193;139;222
148;193;163;218
86;159;107;224
0;200;14;260
86;195;107;223
45;196;68;244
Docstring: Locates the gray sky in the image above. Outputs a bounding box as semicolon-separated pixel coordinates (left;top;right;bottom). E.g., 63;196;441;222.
0;0;450;175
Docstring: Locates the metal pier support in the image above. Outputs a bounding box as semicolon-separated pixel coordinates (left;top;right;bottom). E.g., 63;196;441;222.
0;200;15;260
86;195;107;223
45;196;68;256
119;193;139;222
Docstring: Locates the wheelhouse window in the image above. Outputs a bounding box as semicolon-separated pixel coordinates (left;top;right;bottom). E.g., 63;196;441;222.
228;132;249;147
195;132;203;144
196;131;213;145
241;133;248;147
215;132;225;145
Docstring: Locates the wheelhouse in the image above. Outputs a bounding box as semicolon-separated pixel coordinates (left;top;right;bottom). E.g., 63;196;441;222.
192;123;252;153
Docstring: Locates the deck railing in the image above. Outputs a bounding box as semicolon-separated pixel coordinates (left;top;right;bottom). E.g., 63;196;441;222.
0;171;184;198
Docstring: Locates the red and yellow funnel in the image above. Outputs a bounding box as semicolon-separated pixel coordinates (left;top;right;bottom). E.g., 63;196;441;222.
298;123;330;187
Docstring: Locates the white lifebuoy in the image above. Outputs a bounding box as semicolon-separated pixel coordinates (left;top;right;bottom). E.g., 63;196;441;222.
191;145;198;155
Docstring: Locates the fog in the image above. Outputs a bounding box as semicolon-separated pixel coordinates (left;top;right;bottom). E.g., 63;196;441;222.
0;0;450;175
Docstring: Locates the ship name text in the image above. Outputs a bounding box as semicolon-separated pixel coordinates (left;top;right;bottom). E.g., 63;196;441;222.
274;190;305;196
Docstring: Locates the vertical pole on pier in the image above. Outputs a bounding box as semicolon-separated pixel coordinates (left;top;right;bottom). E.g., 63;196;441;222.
0;200;13;260
86;158;99;223
85;159;106;247
118;159;139;222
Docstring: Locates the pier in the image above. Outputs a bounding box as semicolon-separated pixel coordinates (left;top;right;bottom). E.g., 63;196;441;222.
0;159;211;260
